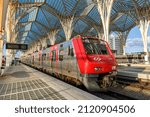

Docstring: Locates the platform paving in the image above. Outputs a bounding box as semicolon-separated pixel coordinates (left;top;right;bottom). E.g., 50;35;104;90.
0;64;101;100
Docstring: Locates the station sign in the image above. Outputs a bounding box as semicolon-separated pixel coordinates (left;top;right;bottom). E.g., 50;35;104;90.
6;43;28;50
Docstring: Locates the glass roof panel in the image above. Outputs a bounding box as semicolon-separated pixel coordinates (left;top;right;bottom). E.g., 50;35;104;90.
12;0;150;44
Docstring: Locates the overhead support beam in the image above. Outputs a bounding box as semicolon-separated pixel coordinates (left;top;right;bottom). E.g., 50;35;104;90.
12;2;45;8
96;0;114;42
35;21;50;32
47;29;59;45
14;7;38;28
59;16;74;41
110;13;124;24
13;1;44;26
93;26;103;39
80;3;95;16
18;21;34;26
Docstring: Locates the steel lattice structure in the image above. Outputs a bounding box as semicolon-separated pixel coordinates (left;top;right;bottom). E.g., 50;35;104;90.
8;0;150;59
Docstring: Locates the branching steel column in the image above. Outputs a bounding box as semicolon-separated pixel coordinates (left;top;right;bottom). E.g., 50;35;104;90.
39;37;47;49
59;16;74;41
94;26;103;39
47;29;59;45
96;0;113;42
36;41;42;51
131;0;150;63
117;30;130;55
139;19;150;63
31;42;37;53
0;0;4;68
5;4;12;66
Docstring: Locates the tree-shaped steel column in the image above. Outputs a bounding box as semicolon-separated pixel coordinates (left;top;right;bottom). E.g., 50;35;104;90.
117;30;130;55
39;37;47;50
59;16;74;41
47;29;59;45
96;0;114;42
130;1;150;63
139;19;150;63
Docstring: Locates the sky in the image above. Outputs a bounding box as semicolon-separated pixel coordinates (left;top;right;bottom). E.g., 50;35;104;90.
125;26;150;53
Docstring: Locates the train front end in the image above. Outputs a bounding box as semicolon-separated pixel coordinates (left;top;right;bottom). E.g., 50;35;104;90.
73;36;117;91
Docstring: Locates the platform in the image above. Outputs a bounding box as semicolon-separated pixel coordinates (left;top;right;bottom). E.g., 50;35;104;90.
0;64;101;100
118;63;150;68
117;64;150;81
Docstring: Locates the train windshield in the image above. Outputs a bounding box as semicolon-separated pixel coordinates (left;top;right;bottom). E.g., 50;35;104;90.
82;38;109;55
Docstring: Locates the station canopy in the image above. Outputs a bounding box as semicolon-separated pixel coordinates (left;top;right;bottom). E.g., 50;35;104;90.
11;0;150;45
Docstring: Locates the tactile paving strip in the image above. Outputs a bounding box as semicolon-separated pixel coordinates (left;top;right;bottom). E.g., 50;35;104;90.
0;79;66;100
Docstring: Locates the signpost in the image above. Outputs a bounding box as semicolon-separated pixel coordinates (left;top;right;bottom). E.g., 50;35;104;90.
6;43;28;50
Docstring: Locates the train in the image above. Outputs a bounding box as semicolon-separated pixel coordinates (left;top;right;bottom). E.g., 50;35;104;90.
21;35;117;91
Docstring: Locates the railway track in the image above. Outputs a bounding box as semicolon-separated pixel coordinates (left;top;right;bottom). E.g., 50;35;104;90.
116;75;150;90
91;90;138;100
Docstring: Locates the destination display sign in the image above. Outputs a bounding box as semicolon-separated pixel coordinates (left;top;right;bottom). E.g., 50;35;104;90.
6;43;28;50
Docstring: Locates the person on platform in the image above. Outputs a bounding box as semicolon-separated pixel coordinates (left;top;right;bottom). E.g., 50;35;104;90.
1;56;6;76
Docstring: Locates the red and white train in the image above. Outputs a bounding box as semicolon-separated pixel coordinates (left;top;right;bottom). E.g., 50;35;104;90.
21;36;117;91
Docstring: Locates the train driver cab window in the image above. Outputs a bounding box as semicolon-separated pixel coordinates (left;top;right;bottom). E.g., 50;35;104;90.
52;50;56;61
82;38;109;55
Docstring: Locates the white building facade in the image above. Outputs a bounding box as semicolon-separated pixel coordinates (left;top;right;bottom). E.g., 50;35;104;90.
109;36;123;55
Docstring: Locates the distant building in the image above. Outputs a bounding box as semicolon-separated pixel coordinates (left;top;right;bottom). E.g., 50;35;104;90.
109;35;122;55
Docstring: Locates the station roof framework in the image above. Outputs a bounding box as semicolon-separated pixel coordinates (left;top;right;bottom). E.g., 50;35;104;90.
10;0;150;45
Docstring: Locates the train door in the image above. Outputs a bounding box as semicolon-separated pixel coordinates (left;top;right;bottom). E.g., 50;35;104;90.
67;44;75;76
32;54;34;66
60;42;75;77
58;44;64;77
39;51;42;68
42;53;46;69
51;50;56;73
46;52;50;72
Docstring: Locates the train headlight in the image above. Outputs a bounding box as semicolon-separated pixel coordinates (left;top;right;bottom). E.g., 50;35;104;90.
94;67;101;71
112;66;116;70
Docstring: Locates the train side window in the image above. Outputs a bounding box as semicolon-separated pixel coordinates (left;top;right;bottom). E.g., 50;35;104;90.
59;55;63;61
60;44;63;48
68;46;70;55
42;54;46;61
47;53;49;61
70;48;74;57
59;50;64;61
68;46;74;57
52;50;56;61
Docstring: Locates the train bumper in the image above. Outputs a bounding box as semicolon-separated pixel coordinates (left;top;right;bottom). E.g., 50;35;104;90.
109;71;117;76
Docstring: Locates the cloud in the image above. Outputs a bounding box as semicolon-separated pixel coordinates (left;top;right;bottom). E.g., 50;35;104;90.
125;37;150;53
